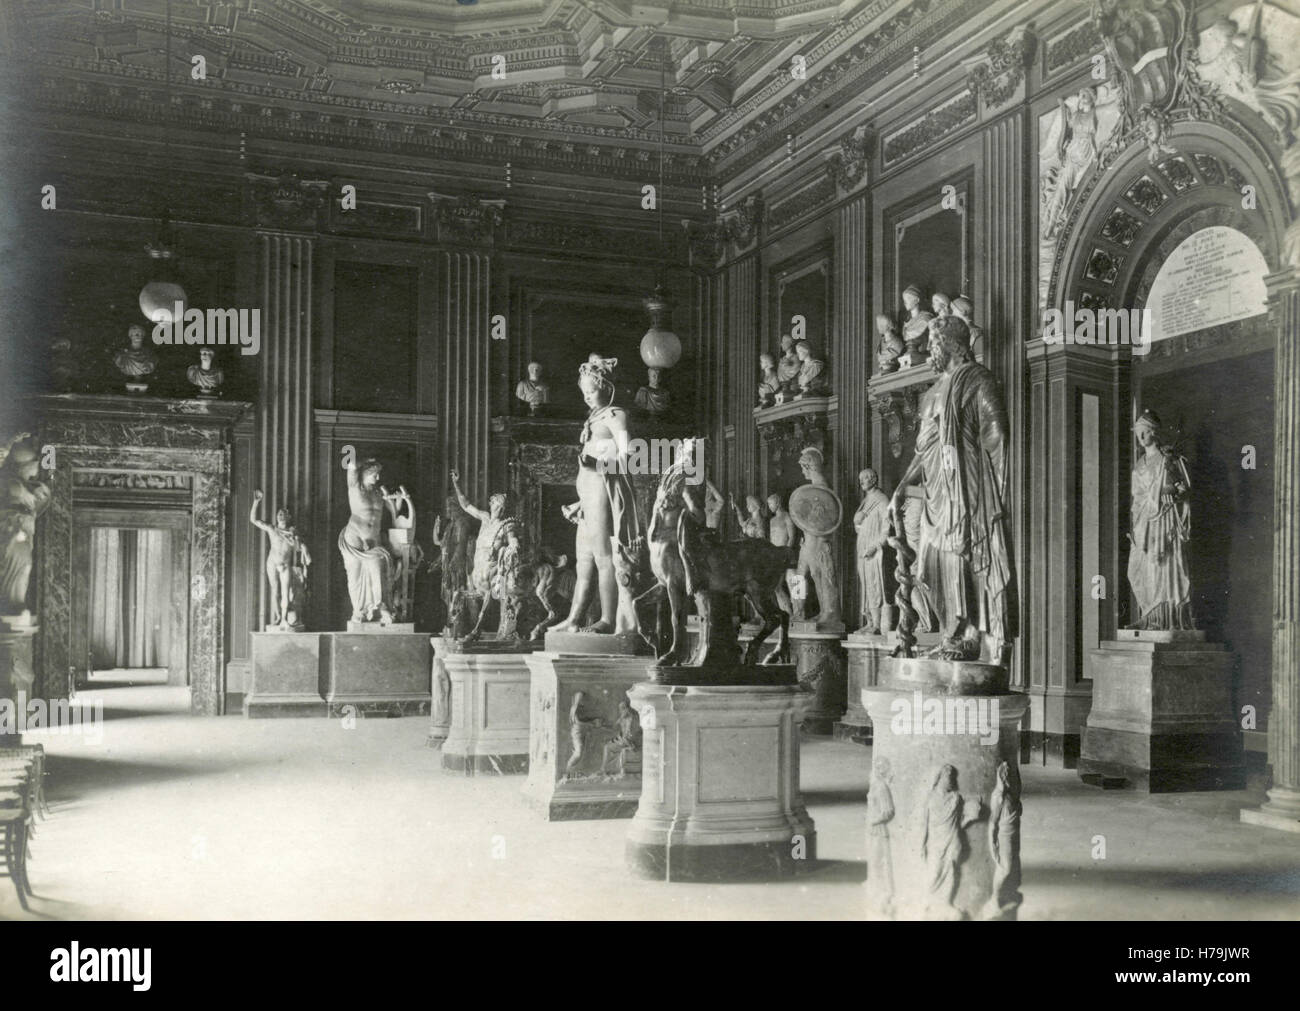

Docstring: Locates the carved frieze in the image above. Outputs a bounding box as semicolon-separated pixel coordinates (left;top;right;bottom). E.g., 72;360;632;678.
769;177;836;233
245;170;330;230
964;26;1036;110
428;191;506;246
883;90;978;169
72;471;192;491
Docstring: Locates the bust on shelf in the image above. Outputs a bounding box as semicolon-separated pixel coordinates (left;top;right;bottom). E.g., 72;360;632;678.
775;333;800;395
635;366;672;416
187;347;224;398
114;323;158;393
757;353;781;408
931;291;952;320
792;340;830;399
899;285;934;369
876;314;904;375
951;296;984;361
515;360;550;415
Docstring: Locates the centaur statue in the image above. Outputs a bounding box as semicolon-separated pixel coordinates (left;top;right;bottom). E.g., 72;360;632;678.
629;439;795;668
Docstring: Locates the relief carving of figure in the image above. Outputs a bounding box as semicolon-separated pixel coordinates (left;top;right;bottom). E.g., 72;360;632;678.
1042;87;1100;239
600;699;642;776
866;757;896;919
983;760;1023;920
920;764;983;920
1126;408;1193;630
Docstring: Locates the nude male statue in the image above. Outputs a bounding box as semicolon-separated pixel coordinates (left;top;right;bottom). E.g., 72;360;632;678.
250;490;311;629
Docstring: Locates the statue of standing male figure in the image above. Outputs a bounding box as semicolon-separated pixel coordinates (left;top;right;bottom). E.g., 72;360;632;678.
853;468;890;635
250;490;311;631
888;315;1016;663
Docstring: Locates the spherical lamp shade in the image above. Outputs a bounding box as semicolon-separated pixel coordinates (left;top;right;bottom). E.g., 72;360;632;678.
640;286;682;369
139;280;188;324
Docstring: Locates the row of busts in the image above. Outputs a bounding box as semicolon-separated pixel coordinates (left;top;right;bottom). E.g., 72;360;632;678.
113;323;224;397
756;335;829;408
877;287;984;375
515;360;672;417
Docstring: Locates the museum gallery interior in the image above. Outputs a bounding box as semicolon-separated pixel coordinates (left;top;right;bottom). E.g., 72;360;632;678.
0;0;1298;922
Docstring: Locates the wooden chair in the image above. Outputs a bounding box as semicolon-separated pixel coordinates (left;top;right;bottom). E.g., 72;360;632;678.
0;782;32;911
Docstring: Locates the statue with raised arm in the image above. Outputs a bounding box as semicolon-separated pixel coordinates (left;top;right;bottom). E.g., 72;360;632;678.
550;355;644;636
0;434;52;623
1126;408;1193;630
731;493;768;540
251;490;311;630
888;315;1016;663
432;496;475;636
337;457;395;626
703;479;725;531
451;470;506;597
382;483;421;624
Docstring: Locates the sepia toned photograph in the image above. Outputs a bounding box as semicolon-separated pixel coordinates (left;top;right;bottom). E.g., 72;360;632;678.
0;0;1297;957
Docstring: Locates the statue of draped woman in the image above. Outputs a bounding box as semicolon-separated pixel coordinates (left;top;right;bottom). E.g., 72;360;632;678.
0;435;52;620
338;457;395;625
1126;408;1193;630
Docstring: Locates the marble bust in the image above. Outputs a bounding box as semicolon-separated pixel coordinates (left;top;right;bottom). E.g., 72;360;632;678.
775;333;800;395
876;313;904;375
757;353;780;408
186;347;224;397
793;340;829;398
951;296;983;361
515;361;550;415
899;285;934;368
931;292;952;319
635;366;672;416
114;323;158;391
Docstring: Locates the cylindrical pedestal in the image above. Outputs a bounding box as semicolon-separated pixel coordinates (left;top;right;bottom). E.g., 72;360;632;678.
789;628;846;734
440;644;537;775
521;652;650;820
626;682;815;882
862;659;1028;921
839;631;942;743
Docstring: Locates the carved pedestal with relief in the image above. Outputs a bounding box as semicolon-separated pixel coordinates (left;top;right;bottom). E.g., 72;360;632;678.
862;659;1028;921
626;682;815;882
839;631;943;742
790;627;846;734
1080;630;1244;792
521;652;649;820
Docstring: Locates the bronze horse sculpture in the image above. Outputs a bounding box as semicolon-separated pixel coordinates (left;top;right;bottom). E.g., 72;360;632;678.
629;441;795;667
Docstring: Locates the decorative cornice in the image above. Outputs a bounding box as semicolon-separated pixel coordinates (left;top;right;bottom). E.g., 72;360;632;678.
965;24;1036;110
769;176;837;233
882;89;978;170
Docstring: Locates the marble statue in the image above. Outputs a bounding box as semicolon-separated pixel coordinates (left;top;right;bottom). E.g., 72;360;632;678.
920;764;983;920
250;489;311;631
451;470;507;598
515;361;550;415
931;292;952;319
889;315;1014;662
982;759;1023;920
899;285;934;368
865;756;896;918
853;468;890;635
113;323;158;392
789;446;842;628
635;367;672;416
551;355;643;636
793;340;830;399
775;333;801;393
757;353;780;408
432;496;475;636
0;434;52;622
631;438;794;667
1126;408;1193;630
876;314;904;375
703;479;724;531
600;699;642;776
902;493;935;633
950;296;984;361
186;347;224;398
731;493;768;540
338;456;395;626
382;483;421;624
767;493;797;548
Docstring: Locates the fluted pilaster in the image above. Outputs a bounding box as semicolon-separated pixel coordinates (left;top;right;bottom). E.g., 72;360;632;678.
438;250;493;505
727;255;759;495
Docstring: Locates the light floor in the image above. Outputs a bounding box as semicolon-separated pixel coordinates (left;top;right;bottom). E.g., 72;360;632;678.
4;685;1298;920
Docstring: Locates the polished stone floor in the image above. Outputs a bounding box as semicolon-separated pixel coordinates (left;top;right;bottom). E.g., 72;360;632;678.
4;685;1298;920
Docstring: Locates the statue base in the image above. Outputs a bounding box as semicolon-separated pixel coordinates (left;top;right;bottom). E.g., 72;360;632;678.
263;622;306;634
345;620;415;634
0;613;37;633
625;683;815;882
789;628;846;735
542;629;649;656
440;642;540;775
647;663;796;687
245;632;326;718
124;382;149;394
1079;633;1244;792
839;632;942;742
429;635;538;749
0;623;38;747
321;631;431;718
863;657;1029;920
521;652;650;820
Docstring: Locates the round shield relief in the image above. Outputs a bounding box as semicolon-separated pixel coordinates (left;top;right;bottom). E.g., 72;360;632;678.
789;484;842;536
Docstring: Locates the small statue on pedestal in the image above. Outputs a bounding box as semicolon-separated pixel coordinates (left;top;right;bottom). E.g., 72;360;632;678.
250;490;311;631
1126;408;1193;630
0;434;52;627
186;347;224;398
853;468;890;636
338;457;396;626
113;323;158;393
515;361;550;415
788;446;843;628
757;353;781;408
876;314;904;375
635;367;672;416
793;341;830;399
899;285;934;369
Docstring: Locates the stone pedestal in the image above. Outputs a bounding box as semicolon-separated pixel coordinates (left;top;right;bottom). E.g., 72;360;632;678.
543;629;648;656
789;627;846;734
0;626;37;747
1079;630;1244;792
245;632;326;718
625;682;815;882
441;640;539;775
838;631;941;743
345;621;415;634
521;653;650;820
320;631;431;718
863;659;1028;920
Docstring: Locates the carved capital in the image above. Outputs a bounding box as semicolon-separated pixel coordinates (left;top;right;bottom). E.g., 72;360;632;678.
681;217;727;269
824;125;874;195
428;191;507;245
965;25;1036;109
720;191;764;250
245;170;330;230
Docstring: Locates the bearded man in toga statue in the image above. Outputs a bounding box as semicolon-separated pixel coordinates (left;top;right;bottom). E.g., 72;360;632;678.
888;315;1016;664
